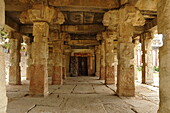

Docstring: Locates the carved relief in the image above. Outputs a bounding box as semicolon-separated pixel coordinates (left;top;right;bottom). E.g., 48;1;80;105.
20;4;65;25
103;10;119;31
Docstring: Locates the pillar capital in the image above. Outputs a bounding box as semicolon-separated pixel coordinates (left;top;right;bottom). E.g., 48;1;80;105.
119;4;145;42
103;10;119;31
20;4;65;25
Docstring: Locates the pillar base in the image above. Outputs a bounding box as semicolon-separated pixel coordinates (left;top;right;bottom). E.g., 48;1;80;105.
0;97;7;113
26;66;32;80
100;66;105;80
29;64;48;96
117;65;135;97
9;66;21;85
105;66;115;85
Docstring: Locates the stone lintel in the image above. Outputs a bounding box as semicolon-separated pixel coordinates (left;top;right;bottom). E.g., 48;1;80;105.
61;25;105;34
49;0;119;9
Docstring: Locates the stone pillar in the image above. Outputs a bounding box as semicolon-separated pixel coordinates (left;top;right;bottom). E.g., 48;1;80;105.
100;41;106;80
113;49;118;83
141;34;146;83
157;0;170;112
65;51;71;77
23;36;32;80
29;22;49;96
117;4;145;96
95;45;101;77
52;40;63;85
0;0;8;111
142;33;154;84
9;32;22;85
145;33;154;84
62;54;66;79
19;4;65;96
134;38;140;80
103;32;115;85
48;46;54;77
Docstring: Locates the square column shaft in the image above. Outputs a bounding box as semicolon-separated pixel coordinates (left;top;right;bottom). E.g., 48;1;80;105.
29;22;49;96
100;41;106;80
103;32;116;85
141;33;154;85
52;41;63;85
9;32;22;85
95;45;101;77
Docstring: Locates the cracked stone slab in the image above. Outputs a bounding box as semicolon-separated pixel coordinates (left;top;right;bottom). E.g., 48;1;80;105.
53;85;76;94
73;85;95;94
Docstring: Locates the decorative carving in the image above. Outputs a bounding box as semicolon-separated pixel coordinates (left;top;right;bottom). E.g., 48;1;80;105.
20;4;65;25
52;11;65;25
103;10;119;31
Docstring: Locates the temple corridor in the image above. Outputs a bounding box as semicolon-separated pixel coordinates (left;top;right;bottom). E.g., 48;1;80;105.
7;77;159;113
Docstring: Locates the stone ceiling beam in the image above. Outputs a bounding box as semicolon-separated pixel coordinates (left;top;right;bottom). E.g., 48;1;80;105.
61;24;105;34
144;18;157;31
68;40;99;46
58;6;107;13
49;0;119;9
5;16;19;31
5;0;31;11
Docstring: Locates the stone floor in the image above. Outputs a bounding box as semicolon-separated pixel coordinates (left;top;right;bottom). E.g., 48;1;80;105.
6;76;159;113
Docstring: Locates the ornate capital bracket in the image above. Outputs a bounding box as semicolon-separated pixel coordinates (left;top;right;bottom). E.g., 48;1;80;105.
20;4;65;25
102;10;119;31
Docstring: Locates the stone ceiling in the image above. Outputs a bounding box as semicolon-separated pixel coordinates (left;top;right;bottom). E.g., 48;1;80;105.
4;0;158;43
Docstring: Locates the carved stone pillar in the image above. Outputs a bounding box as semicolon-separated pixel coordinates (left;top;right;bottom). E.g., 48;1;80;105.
95;45;101;77
29;22;49;96
19;4;65;96
100;41;106;80
62;54;66;79
142;33;154;84
145;33;154;84
23;36;32;80
113;49;118;83
103;32;115;85
48;46;54;77
157;0;170;112
65;51;71;77
9;32;22;85
134;38;140;80
52;40;63;85
117;4;145;96
0;0;8;111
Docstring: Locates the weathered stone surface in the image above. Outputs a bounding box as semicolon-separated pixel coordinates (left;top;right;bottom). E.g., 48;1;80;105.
157;0;170;112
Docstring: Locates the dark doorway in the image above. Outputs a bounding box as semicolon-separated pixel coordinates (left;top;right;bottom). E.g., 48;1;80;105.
78;57;88;76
